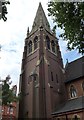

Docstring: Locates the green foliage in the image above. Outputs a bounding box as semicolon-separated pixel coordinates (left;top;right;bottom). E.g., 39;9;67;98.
1;0;10;21
2;76;19;105
48;1;84;54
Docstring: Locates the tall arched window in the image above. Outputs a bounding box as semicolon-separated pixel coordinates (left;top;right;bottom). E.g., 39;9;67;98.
28;41;32;54
51;40;55;53
70;85;77;98
46;36;50;50
34;36;38;50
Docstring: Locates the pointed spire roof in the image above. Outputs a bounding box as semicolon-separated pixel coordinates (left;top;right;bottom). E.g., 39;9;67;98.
31;2;50;32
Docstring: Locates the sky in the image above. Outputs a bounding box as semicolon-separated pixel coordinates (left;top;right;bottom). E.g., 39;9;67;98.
0;0;82;91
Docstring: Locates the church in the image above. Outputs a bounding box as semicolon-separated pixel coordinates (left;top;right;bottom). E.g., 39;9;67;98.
18;3;84;120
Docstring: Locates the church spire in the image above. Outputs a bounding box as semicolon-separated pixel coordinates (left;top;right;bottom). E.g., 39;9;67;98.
31;2;50;32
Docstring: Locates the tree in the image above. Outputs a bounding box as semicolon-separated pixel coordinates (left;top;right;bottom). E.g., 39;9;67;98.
2;75;18;105
1;0;10;21
48;1;84;54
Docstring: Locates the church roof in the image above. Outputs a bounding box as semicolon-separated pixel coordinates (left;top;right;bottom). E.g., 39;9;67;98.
52;96;84;116
65;56;84;83
31;2;51;33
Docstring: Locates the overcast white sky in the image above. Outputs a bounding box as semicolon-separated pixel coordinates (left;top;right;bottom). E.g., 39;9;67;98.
0;0;81;91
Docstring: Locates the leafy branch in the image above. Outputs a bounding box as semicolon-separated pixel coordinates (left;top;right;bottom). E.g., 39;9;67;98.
1;0;10;21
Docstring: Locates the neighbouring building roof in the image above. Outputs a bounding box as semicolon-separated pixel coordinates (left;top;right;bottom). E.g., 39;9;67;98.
52;96;84;116
65;56;84;83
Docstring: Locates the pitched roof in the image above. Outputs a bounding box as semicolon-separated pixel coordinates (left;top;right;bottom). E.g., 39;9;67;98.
65;56;84;83
52;96;84;116
31;2;51;33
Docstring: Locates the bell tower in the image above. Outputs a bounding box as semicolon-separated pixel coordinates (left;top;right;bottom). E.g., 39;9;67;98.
18;2;66;119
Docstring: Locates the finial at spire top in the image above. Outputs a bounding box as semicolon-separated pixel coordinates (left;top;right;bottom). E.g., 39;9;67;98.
39;2;42;7
39;2;41;5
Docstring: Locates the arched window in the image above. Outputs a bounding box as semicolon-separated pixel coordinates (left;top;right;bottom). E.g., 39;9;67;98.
72;115;80;120
70;85;77;98
28;41;32;54
46;36;50;50
51;40;55;53
34;36;38;50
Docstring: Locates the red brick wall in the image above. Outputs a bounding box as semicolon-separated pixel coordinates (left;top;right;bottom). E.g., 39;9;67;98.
2;102;17;119
66;78;84;99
